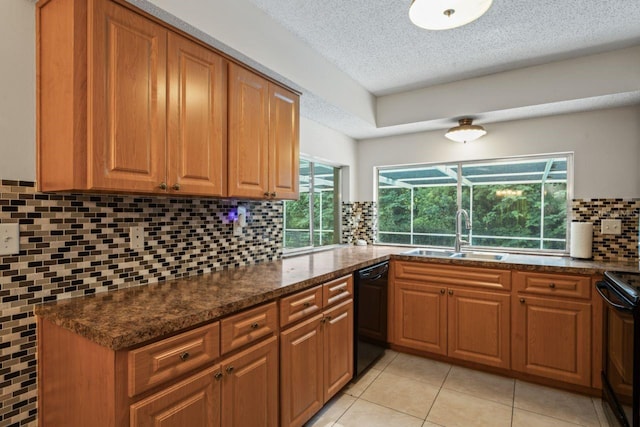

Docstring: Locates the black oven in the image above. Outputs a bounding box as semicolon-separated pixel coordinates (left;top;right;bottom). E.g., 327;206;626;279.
597;271;640;427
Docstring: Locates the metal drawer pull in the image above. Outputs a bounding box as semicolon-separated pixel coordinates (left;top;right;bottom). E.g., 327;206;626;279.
172;183;181;191
214;372;223;380
270;192;276;198
263;192;270;198
519;298;525;304
226;366;234;374
303;301;312;307
549;283;556;288
448;290;453;295
440;289;445;294
250;322;260;329
179;352;190;361
159;182;167;190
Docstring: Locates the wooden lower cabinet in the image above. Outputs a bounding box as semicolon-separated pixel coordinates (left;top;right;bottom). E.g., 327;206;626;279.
448;288;511;369
130;365;222;427
323;300;355;399
280;314;324;427
392;280;447;355
280;299;353;427
221;336;279;427
392;279;510;368
512;295;592;386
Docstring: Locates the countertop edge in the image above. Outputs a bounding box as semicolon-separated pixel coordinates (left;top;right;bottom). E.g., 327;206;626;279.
34;246;638;350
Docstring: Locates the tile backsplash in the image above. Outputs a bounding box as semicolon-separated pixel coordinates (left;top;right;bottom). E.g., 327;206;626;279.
0;180;283;426
341;201;377;244
572;198;640;262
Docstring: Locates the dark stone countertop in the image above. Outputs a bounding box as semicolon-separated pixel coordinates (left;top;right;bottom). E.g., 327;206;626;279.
35;245;639;351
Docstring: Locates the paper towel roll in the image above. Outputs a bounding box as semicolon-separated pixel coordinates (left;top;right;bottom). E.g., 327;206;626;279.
570;222;593;259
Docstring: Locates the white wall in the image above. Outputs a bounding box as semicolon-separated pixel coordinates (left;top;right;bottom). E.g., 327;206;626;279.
357;107;640;201
300;117;358;201
0;0;35;181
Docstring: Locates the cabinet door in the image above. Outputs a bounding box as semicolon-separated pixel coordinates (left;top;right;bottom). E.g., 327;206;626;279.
228;64;269;198
448;288;510;369
221;336;278;427
91;0;167;192
130;365;221;427
323;299;354;402
167;33;227;196
268;83;299;200
512;295;591;386
280;314;324;427
392;280;446;355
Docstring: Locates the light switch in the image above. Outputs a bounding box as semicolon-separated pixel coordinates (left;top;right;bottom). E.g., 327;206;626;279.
601;219;622;235
0;223;20;256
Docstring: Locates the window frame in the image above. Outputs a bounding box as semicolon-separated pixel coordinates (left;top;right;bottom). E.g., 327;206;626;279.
283;158;343;256
374;152;574;255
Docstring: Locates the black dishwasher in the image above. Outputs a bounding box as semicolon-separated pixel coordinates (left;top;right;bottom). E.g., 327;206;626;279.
354;261;389;377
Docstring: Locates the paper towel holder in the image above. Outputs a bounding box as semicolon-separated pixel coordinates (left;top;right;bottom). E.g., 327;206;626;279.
570;221;593;260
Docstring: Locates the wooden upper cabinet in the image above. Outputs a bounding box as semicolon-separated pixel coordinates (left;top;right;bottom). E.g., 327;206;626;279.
228;64;270;199
90;0;168;192
38;0;297;198
268;84;299;200
228;63;299;200
167;33;227;196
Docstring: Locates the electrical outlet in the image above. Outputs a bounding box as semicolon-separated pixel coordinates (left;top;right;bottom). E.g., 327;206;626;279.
130;226;145;250
601;219;622;235
0;223;20;256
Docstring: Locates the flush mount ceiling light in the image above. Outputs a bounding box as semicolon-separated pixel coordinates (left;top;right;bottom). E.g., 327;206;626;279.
409;0;493;30
445;118;487;143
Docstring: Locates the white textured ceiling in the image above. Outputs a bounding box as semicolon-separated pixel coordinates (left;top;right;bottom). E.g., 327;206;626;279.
246;0;640;96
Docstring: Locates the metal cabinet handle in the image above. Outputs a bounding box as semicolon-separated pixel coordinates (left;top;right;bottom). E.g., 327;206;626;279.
179;352;190;361
159;182;168;190
549;283;556;288
448;290;453;295
172;183;181;191
263;192;270;198
440;289;445;294
303;301;312;307
270;192;276;198
214;372;223;380
250;322;259;329
519;298;525;304
226;366;234;374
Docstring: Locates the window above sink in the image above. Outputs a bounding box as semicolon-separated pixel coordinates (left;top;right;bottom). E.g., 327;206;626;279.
377;153;572;256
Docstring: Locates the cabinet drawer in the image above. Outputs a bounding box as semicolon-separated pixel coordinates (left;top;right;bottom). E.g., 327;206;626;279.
323;275;354;307
394;261;511;290
280;285;322;327
128;322;220;397
513;271;591;299
221;302;277;354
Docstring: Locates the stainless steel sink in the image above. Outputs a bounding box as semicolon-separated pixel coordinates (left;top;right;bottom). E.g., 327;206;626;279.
401;248;508;261
401;248;456;258
450;252;508;261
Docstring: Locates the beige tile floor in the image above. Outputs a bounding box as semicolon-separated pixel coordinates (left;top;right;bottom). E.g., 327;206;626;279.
305;350;611;427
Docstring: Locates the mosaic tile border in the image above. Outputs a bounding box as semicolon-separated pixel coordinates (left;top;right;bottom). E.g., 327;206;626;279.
0;181;283;426
572;198;639;262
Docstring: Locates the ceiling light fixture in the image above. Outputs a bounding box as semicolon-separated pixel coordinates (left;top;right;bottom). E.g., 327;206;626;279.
409;0;493;30
445;118;487;143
